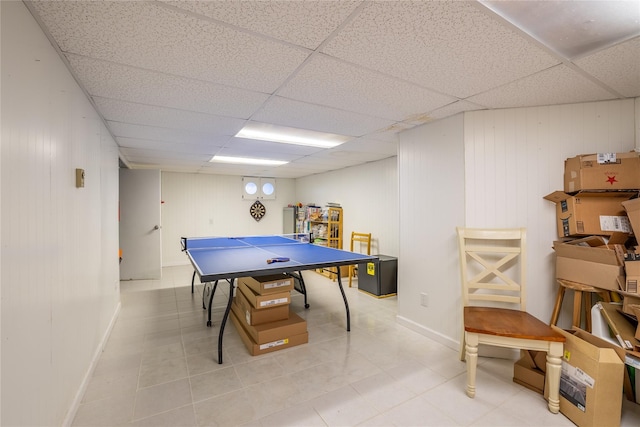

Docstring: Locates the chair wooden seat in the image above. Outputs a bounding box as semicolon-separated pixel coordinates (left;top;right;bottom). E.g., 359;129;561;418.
457;227;566;414
465;307;565;341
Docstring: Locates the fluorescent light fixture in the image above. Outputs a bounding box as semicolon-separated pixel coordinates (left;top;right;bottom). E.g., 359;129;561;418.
236;122;351;148
209;155;288;166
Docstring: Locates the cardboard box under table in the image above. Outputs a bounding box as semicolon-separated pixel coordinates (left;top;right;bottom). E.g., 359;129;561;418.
241;274;294;295
554;237;626;292
236;283;289;326
230;299;308;356
544;191;635;238
564;152;640;192
237;279;291;309
551;326;624;427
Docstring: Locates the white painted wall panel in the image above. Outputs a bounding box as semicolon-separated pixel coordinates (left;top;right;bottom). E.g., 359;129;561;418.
295;157;399;257
396;114;465;347
1;2;120;425
397;99;636;349
161;172;296;266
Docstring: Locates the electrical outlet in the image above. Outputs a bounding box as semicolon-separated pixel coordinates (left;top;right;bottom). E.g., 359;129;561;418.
420;293;429;307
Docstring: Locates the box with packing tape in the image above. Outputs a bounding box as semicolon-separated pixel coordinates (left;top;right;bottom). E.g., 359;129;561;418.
554;235;627;292
564;152;640;192
544;191;635;238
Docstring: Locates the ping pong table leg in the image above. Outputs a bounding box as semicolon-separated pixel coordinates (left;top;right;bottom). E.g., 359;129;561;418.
335;268;350;331
216;278;235;364
191;270;196;294
206;280;219;327
289;271;309;309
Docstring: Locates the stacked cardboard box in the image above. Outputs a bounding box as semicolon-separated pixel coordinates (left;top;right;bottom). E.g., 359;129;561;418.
538;152;640;424
546;152;640;292
230;275;308;356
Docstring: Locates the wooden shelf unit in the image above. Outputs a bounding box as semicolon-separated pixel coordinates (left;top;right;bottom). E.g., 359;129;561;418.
305;206;343;279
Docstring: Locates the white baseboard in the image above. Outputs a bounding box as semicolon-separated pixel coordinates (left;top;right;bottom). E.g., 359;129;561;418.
395;315;518;360
396;314;458;350
62;301;121;427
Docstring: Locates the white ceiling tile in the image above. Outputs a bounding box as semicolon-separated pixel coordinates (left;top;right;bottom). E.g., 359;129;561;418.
465;65;617;109
94;97;246;134
66;54;269;119
24;0;635;178
253;96;395;137
278;54;456;122
116;137;221;155
337;138;397;157
418;100;486;123
574;36;640;97
163;0;362;50
321;1;560;98
107;122;231;146
30;0;309;92
120;147;211;162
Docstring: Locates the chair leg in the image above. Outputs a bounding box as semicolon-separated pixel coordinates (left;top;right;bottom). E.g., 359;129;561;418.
546;342;563;414
550;285;566;326
460;326;467;362
464;332;478;398
572;290;583;328
348;265;353;287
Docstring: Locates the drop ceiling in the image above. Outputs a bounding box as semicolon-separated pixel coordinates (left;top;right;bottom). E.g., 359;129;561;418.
25;0;640;178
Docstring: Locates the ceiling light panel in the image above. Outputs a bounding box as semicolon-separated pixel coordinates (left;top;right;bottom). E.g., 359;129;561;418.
210;156;288;166
236;122;350;148
481;0;640;59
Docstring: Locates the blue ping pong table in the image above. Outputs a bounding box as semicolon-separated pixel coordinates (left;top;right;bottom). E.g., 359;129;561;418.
181;234;377;363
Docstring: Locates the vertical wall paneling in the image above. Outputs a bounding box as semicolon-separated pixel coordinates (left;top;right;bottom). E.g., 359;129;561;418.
1;2;120;425
161;172;296;266
295;157;399;257
396;100;636;349
396;114;465;347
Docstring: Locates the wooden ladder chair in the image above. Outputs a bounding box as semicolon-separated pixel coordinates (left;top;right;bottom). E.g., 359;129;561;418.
348;232;371;287
457;227;566;414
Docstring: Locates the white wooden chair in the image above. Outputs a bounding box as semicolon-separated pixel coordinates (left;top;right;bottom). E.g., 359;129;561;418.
456;227;565;414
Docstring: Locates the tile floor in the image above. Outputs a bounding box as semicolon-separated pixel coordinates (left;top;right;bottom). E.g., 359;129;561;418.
73;265;640;426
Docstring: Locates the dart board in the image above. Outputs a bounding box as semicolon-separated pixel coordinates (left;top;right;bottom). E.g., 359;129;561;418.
250;200;266;221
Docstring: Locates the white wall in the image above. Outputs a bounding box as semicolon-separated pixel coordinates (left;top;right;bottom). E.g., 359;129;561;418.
161;172;296;265
1;2;121;425
397;99;637;349
295;157;399;256
396;114;466;347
